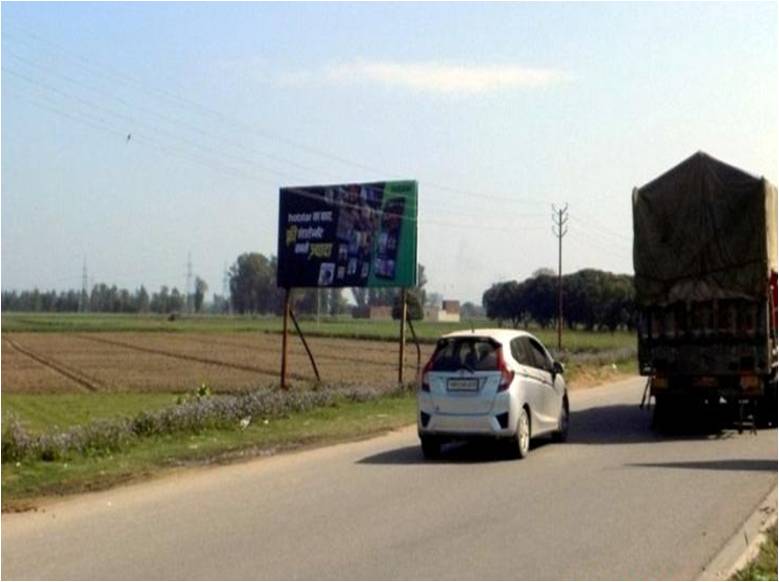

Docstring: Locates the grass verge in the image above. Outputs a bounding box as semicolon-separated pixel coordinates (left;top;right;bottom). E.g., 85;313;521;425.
2;392;178;433
732;524;778;581
2;391;415;511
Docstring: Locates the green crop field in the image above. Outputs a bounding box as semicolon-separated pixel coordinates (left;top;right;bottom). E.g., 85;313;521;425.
2;312;635;351
2;392;179;434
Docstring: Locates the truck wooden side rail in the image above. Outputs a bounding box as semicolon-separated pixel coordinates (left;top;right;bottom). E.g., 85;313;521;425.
632;152;777;428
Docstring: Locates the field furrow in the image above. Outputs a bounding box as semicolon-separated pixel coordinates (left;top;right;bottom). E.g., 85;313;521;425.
1;338;86;394
1;331;432;394
3;333;273;393
4;338;103;392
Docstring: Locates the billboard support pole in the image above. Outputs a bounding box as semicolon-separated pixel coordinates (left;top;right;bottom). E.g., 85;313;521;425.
398;288;408;384
281;287;291;389
407;317;422;376
290;306;321;383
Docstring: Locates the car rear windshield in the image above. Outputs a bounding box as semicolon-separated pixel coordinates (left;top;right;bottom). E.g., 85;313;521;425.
430;338;500;372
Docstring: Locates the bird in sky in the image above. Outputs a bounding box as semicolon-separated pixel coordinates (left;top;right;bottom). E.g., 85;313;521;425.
126;133;132;143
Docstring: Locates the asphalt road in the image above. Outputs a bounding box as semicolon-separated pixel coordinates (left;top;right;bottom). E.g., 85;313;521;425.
2;377;777;580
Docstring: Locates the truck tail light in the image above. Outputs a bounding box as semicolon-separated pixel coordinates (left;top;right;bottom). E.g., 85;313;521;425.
652;376;668;390
739;375;760;392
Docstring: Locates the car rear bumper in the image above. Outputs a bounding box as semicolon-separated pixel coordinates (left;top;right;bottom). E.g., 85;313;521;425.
417;392;516;437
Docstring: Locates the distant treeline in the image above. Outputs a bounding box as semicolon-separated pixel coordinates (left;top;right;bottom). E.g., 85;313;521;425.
1;282;216;314
482;269;635;331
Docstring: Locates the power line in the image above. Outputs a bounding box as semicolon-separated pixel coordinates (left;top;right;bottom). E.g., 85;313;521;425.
6;82;552;235
2;45;344;183
570;212;631;242
4;62;551;229
3;24;549;207
2;66;310;184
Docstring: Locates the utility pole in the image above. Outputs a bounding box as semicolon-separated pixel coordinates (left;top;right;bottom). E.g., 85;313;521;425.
552;203;569;351
186;252;193;314
79;257;88;313
222;261;231;315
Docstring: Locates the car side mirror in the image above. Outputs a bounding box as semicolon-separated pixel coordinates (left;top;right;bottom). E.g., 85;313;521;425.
552;361;565;375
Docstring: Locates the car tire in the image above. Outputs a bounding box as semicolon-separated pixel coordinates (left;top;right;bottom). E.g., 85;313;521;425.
508;407;531;459
552;396;569;443
420;435;441;460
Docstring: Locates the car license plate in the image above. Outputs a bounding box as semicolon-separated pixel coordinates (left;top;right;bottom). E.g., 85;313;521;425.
447;378;479;392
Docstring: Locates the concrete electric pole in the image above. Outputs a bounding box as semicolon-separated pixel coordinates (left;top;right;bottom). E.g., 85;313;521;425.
552;203;569;351
79;257;88;313
186;252;193;314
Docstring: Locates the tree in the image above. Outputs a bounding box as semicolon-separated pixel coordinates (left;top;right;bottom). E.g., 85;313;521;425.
150;286;169;313
228;253;284;314
194;277;208;313
169;288;185;313
392;291;424;320
533;267;556;278
291;289;319;314
483;281;524;327
483;269;636;331
414;264;428;308
523;275;557;328
326;288;349;316
425;291;443;308
461;301;484;319
137;286;150;313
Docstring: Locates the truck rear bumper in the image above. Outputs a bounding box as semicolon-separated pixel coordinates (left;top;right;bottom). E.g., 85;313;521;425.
649;374;768;399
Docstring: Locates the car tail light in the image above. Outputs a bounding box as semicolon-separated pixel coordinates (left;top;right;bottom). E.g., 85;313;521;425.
497;348;514;392
420;357;434;392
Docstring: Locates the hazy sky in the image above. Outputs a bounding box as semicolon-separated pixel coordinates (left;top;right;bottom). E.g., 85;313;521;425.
2;2;777;303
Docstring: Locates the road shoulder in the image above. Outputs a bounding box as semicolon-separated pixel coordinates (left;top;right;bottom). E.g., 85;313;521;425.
698;484;778;580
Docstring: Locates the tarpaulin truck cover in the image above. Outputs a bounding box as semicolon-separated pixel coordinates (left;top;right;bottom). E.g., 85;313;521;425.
632;152;778;306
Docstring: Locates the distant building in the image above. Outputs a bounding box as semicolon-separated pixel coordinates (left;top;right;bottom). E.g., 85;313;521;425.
424;299;461;322
352;305;394;320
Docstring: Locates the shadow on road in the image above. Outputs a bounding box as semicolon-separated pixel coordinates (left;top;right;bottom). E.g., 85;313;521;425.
358;440;515;465
359;403;773;465
625;459;778;472
565;404;739;445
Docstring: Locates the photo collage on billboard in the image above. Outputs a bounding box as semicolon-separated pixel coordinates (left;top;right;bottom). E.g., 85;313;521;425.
330;184;383;287
278;180;417;289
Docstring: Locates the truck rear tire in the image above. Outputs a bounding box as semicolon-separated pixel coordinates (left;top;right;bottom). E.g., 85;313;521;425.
757;371;778;428
652;394;670;431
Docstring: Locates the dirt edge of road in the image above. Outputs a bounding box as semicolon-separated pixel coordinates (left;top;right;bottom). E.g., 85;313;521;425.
697;484;778;580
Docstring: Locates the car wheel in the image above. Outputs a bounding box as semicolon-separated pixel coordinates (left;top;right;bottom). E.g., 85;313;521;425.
553;396;569;443
508;407;531;459
420;435;441;459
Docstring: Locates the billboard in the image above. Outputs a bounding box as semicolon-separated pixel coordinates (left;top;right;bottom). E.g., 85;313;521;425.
277;181;418;288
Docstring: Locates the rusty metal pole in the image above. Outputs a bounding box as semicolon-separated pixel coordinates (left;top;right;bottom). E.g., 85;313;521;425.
398;288;407;384
281;288;291;389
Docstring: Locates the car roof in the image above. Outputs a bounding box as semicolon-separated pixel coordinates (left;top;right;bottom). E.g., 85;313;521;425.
440;328;536;344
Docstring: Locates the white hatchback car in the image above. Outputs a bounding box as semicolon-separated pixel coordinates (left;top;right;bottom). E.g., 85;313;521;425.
417;329;569;459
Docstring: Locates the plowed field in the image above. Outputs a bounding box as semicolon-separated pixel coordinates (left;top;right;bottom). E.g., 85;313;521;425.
1;333;433;394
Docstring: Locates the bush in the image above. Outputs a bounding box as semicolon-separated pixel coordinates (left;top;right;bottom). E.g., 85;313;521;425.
2;385;396;463
2;417;33;463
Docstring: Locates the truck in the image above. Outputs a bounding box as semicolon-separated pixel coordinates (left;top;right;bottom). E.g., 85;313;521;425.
632;152;777;428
